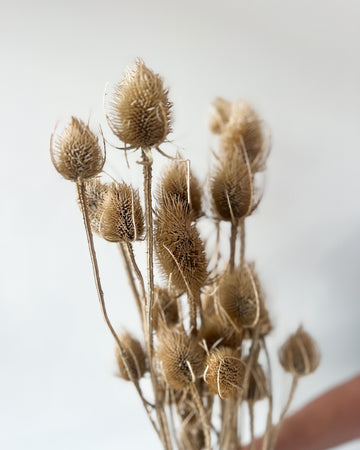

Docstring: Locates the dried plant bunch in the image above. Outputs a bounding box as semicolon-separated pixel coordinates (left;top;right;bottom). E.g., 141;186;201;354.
217;265;260;331
199;315;242;351
180;425;205;450
100;182;144;243
279;326;320;377
107;59;172;149
155;197;208;295
204;346;246;399
115;332;147;381
158;161;202;220
157;327;205;390
50;117;105;181
245;360;268;403
208;97;232;135
211;152;254;222
77;177;108;234
152;287;179;331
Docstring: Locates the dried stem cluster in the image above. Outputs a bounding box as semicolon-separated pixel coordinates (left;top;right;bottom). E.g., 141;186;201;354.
50;59;320;449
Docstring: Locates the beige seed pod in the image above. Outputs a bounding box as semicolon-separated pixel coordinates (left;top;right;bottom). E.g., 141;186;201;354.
279;326;320;377
217;266;260;330
209;97;232;135
155;198;208;294
245;361;268;403
76;177;108;234
157;328;205;390
210;153;254;222
158;161;202;219
100;182;144;243
199;315;242;351
50;117;105;181
204;347;246;399
152;287;179;331
115;332;147;381
107;59;172;149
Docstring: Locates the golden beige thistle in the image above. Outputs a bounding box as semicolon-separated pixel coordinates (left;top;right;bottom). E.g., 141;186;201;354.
50;59;320;450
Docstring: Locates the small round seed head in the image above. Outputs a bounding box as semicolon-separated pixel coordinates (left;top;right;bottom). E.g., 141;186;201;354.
77;177;108;234
220;99;264;166
157;328;205;389
217;267;260;330
158;162;202;219
199;315;242;350
152;287;179;331
50;117;105;181
155;198;208;294
107;59;172;149
245;361;268;403
279;326;320;377
100;182;144;243
204;347;246;399
210;153;253;221
115;332;147;381
209;97;232;134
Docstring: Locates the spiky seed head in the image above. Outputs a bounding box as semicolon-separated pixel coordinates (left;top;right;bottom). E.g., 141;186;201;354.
115;332;147;381
217;267;260;330
77;178;108;234
155;198;208;294
50;117;105;181
210;153;253;221
279;326;320;377
100;182;144;243
157;328;205;389
245;361;268;402
204;347;245;399
199;315;242;350
220;99;264;166
209;97;232;134
107;59;172;149
152;287;179;331
158;162;202;219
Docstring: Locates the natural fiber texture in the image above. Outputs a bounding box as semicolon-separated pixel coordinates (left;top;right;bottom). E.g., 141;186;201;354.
51;117;104;181
199;315;242;350
245;361;268;402
209;97;232;135
77;177;108;234
204;347;246;399
107;59;172;149
115;332;147;381
152;287;179;331
157;328;205;389
100;182;144;243
279;326;320;376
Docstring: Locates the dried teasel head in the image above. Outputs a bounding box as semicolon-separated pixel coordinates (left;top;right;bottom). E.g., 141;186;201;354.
204;347;246;399
107;59;172;149
50;117;105;181
199;315;242;351
209;97;232;135
217;266;261;331
210;152;255;222
157;161;202;220
152;287;179;331
155;198;208;295
157;327;205;389
244;361;268;403
100;182;144;243
115;332;147;381
279;326;320;377
77;177;108;234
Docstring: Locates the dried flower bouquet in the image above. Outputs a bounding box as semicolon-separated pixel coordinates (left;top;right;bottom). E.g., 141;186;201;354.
50;59;320;450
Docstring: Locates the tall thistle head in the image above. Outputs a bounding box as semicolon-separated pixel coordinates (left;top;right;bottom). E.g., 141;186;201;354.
107;59;172;149
157;327;205;389
204;347;245;399
77;178;108;234
100;182;144;243
50;117;105;181
199;315;242;351
115;332;147;381
209;97;232;135
279;326;320;377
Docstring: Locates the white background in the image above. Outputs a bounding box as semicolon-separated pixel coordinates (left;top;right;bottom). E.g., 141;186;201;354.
1;1;359;449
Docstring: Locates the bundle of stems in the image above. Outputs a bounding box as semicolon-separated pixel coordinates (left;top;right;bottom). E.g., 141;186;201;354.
50;59;320;450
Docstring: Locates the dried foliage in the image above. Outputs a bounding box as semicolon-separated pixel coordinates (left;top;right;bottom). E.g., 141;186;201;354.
115;332;147;381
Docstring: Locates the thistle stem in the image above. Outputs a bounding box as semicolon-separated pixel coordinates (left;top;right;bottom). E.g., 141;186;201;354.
118;242;142;319
262;337;273;450
125;242;147;317
229;220;238;272
249;401;255;450
239;219;246;270
190;383;211;450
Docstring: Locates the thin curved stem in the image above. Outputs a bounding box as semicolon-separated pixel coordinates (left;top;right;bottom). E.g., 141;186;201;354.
239;220;246;270
262;337;273;450
190;383;211;450
249;401;255;450
229;220;238;272
118;242;142;318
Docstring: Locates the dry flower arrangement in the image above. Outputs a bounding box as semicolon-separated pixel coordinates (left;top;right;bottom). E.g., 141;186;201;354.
50;59;320;449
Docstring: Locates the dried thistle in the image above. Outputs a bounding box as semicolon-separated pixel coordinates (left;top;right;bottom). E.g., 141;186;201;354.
107;59;172;149
157;328;205;389
209;97;232;135
77;177;108;234
100;182;144;243
50;117;105;181
158;161;202;219
115;332;147;381
279;326;320;377
152;287;179;331
245;361;268;403
199;315;242;350
204;347;245;399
